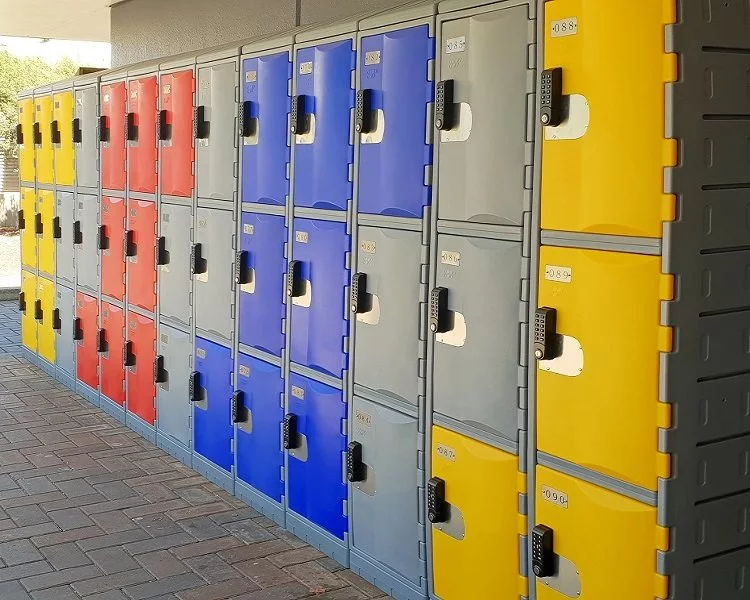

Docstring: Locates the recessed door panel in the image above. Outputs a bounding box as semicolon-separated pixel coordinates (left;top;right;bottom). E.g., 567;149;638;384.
126;312;156;425
127;76;158;195
101;81;127;191
160;69;195;198
100;302;125;406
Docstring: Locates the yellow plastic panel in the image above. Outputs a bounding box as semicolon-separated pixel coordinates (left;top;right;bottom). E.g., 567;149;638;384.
541;0;677;237
37;277;56;364
21;271;37;353
18;99;35;182
535;466;668;600
537;246;672;491
35;95;54;185
432;427;525;600
37;190;56;278
20;188;37;270
53;91;75;186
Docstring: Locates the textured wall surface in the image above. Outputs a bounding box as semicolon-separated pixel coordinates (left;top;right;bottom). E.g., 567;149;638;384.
299;0;407;25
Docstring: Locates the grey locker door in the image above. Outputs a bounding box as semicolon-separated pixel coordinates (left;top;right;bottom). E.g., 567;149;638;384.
437;6;530;226
55;285;76;378
351;397;422;585
432;234;522;442
159;203;192;328
157;324;192;448
353;227;423;405
76;194;99;293
75;87;99;189
196;61;238;202
195;207;234;341
56;191;75;285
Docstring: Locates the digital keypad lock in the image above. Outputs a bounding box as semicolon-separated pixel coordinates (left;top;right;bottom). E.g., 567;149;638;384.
532;524;555;578
427;477;447;524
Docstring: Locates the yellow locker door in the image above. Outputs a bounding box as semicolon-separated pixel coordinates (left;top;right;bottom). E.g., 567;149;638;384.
431;427;526;600
37;190;56;278
18;98;35;183
540;0;677;237
20;188;37;270
35;95;54;185
37;277;56;364
535;466;668;600
20;272;38;353
53;91;75;186
536;247;672;491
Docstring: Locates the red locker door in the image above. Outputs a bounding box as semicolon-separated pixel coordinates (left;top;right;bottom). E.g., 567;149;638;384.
101;196;126;301
128;76;158;195
76;292;99;390
160;70;195;198
101;82;127;191
126;312;156;425
100;302;125;406
127;200;157;313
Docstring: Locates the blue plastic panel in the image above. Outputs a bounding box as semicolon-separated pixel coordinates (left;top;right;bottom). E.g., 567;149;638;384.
293;40;355;211
238;212;287;357
358;25;434;218
193;337;233;472
290;218;350;379
287;372;347;540
236;353;284;504
241;51;292;207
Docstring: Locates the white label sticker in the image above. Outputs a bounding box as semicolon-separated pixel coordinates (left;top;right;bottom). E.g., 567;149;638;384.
541;486;569;508
295;231;309;244
441;251;461;267
355;410;372;428
360;240;376;254
436;444;456;461
196;348;206;359
243;224;255;235
246;70;257;83
445;36;466;54
103;94;110;102
299;61;313;75
162;84;171;95
545;265;573;283
291;385;305;399
239;365;250;377
551;17;578;38
365;51;381;66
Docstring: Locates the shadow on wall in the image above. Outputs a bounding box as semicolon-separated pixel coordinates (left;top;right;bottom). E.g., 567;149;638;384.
0;193;20;228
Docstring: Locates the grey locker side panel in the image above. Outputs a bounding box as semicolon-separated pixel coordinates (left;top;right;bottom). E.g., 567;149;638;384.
75;87;99;189
56;191;75;285
56;285;76;377
159;204;192;328
157;325;192;448
76;194;99;293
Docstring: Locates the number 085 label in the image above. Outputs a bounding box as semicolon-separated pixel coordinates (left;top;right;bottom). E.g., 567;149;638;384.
541;486;569;508
551;17;578;38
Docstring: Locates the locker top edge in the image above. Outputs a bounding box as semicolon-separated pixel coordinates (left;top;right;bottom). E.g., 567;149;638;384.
128;61;160;77
159;52;197;72
196;42;241;65
51;79;75;92
358;0;439;31
241;30;298;55
438;0;531;14
73;71;102;88
17;88;34;99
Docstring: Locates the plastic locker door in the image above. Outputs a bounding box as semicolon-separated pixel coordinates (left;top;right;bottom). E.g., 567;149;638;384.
196;61;238;202
289;218;350;378
158;203;192;328
235;353;284;503
53;91;75;186
126;312;156;425
101;82;127;191
157;324;192;449
195;207;234;342
37;277;56;364
241;51;290;207
358;25;433;217
432;235;523;442
100;302;126;407
75;194;100;293
20;187;37;270
350;397;423;588
55;285;76;379
536;247;671;491
20;272;38;353
436;6;530;226
35;95;54;185
18;98;35;183
160;69;195;198
56;191;75;285
293;40;354;211
127;76;158;195
75;86;99;189
101;196;126;301
37;190;56;278
238;212;286;356
127;200;157;313
76;292;99;391
431;426;522;600
193;338;234;472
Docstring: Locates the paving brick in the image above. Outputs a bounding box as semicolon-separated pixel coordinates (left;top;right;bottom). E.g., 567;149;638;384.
176;578;260;600
29;584;81;600
47;508;95;530
217;539;292;564
264;527;308;549
82;591;129;600
336;570;387;598
0;474;19;491
20;564;102;591
31;525;104;547
6;505;50;527
55;478;98;498
167;502;232;522
123;533;195;556
124;499;188;519
316;556;346;573
307;589;369;600
175;487;222;506
136;483;178;503
81;497;150;516
0;580;33;600
88;546;140;574
267;546;325;568
135;513;184;538
18;476;56;494
177;516;227;541
235;558;295;588
70;568;155;596
135;550;189;579
0;560;51;583
230;581;312;600
0;523;59;543
171;537;242;560
93;481;138;501
90;510;139;534
284;560;346;592
39;542;91;569
183;554;240;584
221;519;274;545
77;528;151;552
122;572;205;600
1;492;65;509
208;507;261;525
0;540;44;566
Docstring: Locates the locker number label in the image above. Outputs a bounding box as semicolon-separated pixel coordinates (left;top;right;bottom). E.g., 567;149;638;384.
544;265;572;283
541;486;569;508
441;251;461;267
245;71;257;83
162;84;171;95
239;365;250;377
243;224;255;235
436;444;456;462
354;410;372;428
299;61;313;75
291;386;305;399
295;231;309;244
196;348;206;359
360;240;376;254
365;51;381;66
551;17;578;38
445;36;466;54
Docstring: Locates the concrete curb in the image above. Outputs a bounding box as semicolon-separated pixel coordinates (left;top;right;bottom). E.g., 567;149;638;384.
0;288;20;301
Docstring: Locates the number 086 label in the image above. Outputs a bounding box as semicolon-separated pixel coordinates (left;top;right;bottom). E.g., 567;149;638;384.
541;486;569;508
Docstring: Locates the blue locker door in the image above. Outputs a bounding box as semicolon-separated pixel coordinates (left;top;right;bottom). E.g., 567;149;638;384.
287;372;347;540
290;219;350;378
293;41;355;211
193;337;234;472
358;25;434;218
241;52;292;207
236;353;284;503
238;212;286;357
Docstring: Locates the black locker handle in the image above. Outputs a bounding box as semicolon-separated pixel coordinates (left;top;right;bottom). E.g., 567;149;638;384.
540;68;564;127
53;217;61;240
350;272;370;314
73;221;83;245
355;89;375;134
73;318;83;341
15;123;23;145
33;122;42;145
72;118;82;144
427;477;447;524
290;95;310;135
283;413;299;450
96;328;107;353
34;299;43;322
124;230;136;258
34;213;43;236
188;371;201;402
156;237;168;266
231;391;244;424
240;101;257;137
194;106;209;139
99;115;110;143
18;210;25;231
435;80;455;131
234;251;251;285
97;225;107;251
123;341;135;367
50;120;61;144
429;287;450;334
52;308;61;331
158;109;169;141
190;243;206;275
286;261;304;299
534;307;560;361
126;112;137;141
18;292;26;313
531;525;555;578
154;355;165;384
347;441;365;482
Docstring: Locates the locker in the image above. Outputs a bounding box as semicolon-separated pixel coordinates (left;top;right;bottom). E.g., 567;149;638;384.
76;292;99;391
293;40;355;211
52;90;75;186
289;218;350;379
238;212;286;357
160;69;195;198
18;98;35;182
357;25;433;218
193;337;234;472
126;312;156;425
158;203;192;328
536;247;671;491
287;372;347;540
20;272;37;353
36;277;56;364
75;86;99;189
534;466;667;600
127;76;158;195
101;81;127;191
431;426;522;600
431;235;523;442
35;94;54;185
156;324;193;450
127;200;157;313
75;194;100;293
55;285;76;380
55;192;75;285
541;0;675;238
196;61;238;202
20;187;37;270
436;6;530;226
353;227;423;404
194;207;234;342
235;353;284;504
100;302;126;407
37;190;56;278
241;51;291;207
101;196;126;301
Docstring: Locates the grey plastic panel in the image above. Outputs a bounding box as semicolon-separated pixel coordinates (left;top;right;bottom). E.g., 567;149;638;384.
55;285;76;378
158;203;192;329
157;324;192;448
76;194;99;293
75;86;99;189
55;191;75;285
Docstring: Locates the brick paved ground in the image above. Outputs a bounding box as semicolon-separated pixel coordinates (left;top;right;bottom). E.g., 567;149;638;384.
0;301;391;600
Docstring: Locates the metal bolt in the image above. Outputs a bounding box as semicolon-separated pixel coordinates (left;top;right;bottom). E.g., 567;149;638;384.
541;113;549;125
430;323;437;333
351;303;357;313
435;118;443;129
534;349;543;359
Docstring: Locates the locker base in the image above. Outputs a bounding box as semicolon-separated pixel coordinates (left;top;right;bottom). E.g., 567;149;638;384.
38;356;55;377
20;347;37;366
100;395;126;423
350;547;428;600
192;453;234;494
156;433;192;468
235;480;285;527
285;511;349;568
76;381;100;407
126;413;156;443
54;368;76;391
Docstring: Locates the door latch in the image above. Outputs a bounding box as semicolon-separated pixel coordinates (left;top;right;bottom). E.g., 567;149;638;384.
290;95;310;135
124;230;136;258
50;120;61;145
350;272;370;314
429;287;450;334
231;391;245;424
191;243;206;275
52;217;61;239
427;477;447;523
534;307;560;361
126;112;137;142
18;292;25;312
52;308;61;331
18;210;25;231
540;68;563;127
99;115;110;143
158;109;169;141
240;101;257;137
234;251;251;285
194;106;209;139
355;89;375;134
286;261;304;298
33;122;42;145
96;328;107;353
156;237;167;266
34;213;43;235
153;355;165;384
123;341;135;367
532;524;555;578
435;80;455;131
34;299;43;322
16;124;23;145
189;371;201;402
283;413;299;449
73;318;83;341
72;118;82;144
97;225;108;251
73;221;83;245
347;441;365;482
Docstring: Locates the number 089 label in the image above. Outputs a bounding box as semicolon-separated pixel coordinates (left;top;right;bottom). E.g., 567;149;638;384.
551;17;578;38
541;486;569;508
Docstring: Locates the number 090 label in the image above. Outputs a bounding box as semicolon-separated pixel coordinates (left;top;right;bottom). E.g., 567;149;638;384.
541;486;569;508
551;17;578;38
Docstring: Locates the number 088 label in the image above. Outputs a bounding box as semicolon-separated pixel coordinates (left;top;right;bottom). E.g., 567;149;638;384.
551;17;578;38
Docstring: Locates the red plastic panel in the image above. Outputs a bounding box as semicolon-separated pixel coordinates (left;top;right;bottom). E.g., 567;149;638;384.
101;82;127;191
128;76;158;194
100;302;125;406
101;196;126;302
126;312;156;425
76;292;99;390
127;200;157;313
160;70;195;198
